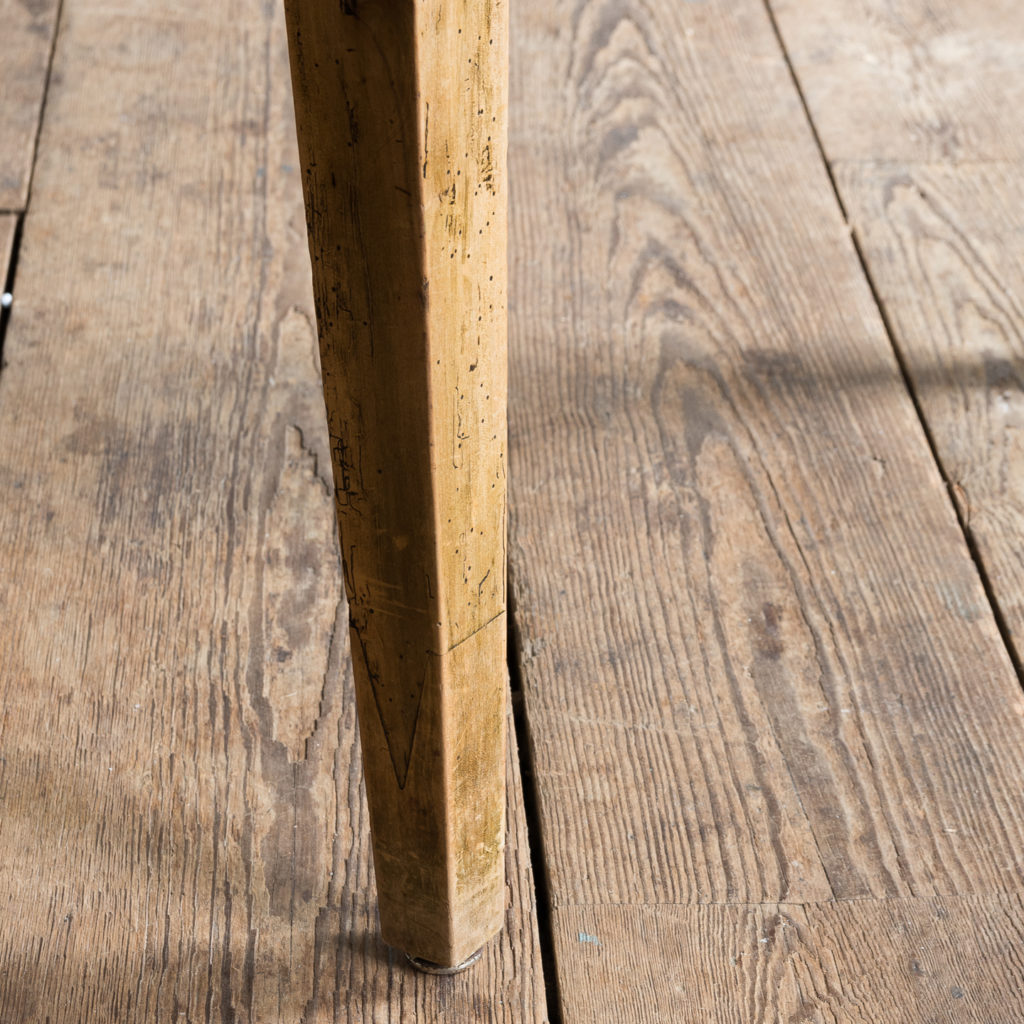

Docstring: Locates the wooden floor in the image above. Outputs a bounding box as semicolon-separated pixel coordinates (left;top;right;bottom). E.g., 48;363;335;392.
2;0;1024;1020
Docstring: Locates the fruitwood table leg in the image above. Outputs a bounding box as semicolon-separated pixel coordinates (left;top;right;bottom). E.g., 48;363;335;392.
282;0;509;968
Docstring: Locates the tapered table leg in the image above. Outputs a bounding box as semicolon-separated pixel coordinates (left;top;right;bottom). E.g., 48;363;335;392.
282;0;509;968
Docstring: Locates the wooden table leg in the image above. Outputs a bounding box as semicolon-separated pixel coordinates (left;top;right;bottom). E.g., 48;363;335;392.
282;0;509;969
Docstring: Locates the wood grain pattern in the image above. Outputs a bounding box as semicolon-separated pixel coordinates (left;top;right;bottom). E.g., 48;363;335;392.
553;897;1024;1022
801;894;1024;1023
507;0;1024;1014
769;0;1024;163
836;163;1024;660
771;0;1024;669
0;0;545;1017
510;0;1024;907
283;0;510;966
0;0;61;209
552;903;830;1023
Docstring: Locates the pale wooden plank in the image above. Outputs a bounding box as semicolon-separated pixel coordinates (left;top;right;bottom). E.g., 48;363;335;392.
0;0;61;209
551;904;829;1023
552;897;1024;1023
803;895;1024;1023
0;0;545;1017
771;2;1024;652
507;0;1024;1005
0;708;545;1021
510;0;1024;908
769;0;1024;163
836;163;1024;659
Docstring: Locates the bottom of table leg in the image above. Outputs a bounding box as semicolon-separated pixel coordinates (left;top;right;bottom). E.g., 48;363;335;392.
405;948;483;975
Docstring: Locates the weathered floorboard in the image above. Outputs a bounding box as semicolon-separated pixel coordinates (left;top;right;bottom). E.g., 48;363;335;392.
770;0;1024;662
0;0;61;210
551;903;828;1023
836;164;1024;660
769;0;1024;164
800;894;1024;1022
508;0;1024;1017
552;896;1024;1022
0;0;545;1018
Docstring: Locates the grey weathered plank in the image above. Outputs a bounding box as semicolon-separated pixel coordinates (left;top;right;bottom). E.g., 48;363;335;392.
770;0;1024;662
836;163;1024;660
0;0;61;209
770;0;1024;163
510;0;1024;908
801;894;1024;1022
551;904;827;1023
552;897;1024;1022
0;0;546;1018
508;0;1024;1016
